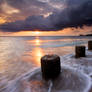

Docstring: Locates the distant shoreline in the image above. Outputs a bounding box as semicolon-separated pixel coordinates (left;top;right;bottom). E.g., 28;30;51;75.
0;35;92;37
80;34;92;36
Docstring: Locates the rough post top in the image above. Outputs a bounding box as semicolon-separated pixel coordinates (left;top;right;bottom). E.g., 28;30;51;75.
41;54;60;61
88;40;92;42
76;45;85;48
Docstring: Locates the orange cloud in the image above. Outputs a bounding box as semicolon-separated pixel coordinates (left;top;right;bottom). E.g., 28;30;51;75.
0;18;6;24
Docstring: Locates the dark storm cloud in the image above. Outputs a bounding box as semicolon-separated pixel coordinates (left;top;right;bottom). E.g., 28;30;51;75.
50;0;92;29
0;15;56;32
0;0;92;32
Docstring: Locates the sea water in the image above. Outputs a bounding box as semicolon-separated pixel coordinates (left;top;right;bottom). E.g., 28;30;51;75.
0;36;92;92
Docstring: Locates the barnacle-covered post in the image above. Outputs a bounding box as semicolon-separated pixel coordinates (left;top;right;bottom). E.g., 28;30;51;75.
75;46;86;58
88;41;92;50
41;54;61;80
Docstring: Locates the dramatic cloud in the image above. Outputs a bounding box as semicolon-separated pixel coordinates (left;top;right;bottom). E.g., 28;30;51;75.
0;15;54;32
0;0;92;32
0;0;54;22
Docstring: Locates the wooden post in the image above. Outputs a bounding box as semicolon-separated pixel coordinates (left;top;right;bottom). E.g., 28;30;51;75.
41;54;61;80
75;46;86;58
88;41;92;50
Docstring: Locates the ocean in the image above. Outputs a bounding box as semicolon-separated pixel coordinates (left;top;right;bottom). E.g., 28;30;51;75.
0;36;92;92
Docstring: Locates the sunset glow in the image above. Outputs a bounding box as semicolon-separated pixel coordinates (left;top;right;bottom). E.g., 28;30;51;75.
0;0;92;92
0;0;91;36
1;26;92;36
35;31;40;35
0;18;6;24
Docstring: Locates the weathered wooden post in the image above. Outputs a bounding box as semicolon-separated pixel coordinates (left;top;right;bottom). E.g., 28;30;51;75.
88;41;92;50
41;54;61;80
75;46;86;58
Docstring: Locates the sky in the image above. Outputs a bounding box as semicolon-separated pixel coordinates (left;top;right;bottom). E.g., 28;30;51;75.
0;0;92;36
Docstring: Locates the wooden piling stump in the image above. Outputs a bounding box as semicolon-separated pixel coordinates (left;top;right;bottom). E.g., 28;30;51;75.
88;41;92;50
75;46;86;58
41;54;61;80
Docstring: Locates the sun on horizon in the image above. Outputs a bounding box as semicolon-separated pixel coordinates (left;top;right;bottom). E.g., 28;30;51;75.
35;31;40;35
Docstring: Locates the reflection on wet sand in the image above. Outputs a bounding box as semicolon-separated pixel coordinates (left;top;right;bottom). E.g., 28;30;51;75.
23;38;44;66
30;38;42;66
35;39;41;46
32;38;44;66
32;47;44;66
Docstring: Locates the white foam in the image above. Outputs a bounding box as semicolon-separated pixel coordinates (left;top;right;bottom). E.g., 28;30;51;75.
48;80;53;92
59;65;91;92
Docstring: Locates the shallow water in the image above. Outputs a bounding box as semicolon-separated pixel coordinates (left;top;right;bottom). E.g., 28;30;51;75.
0;36;92;92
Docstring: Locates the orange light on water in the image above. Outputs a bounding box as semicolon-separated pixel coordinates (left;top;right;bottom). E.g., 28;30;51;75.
36;39;40;43
35;39;41;46
22;47;44;66
25;38;43;66
32;48;44;66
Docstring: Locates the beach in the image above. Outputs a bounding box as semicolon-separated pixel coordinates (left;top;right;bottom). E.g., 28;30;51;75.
0;0;92;91
0;36;92;92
